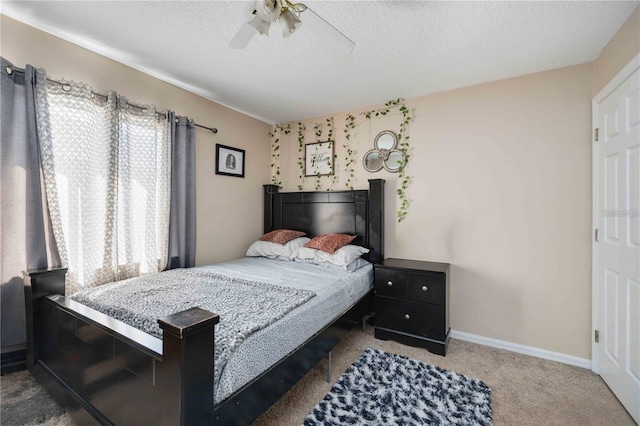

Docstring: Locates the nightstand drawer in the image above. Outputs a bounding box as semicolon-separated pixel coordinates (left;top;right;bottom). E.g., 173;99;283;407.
407;273;445;305
376;297;446;340
375;268;407;299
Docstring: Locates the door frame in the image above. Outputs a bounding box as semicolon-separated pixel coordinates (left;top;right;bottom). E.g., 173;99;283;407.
591;52;640;373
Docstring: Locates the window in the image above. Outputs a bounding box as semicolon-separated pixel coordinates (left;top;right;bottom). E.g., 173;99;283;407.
38;80;170;293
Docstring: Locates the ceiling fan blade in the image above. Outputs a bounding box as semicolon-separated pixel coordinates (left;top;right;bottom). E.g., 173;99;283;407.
229;14;257;49
301;7;355;55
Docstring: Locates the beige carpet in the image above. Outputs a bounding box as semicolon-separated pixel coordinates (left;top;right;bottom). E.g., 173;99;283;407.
1;327;634;425
254;327;635;426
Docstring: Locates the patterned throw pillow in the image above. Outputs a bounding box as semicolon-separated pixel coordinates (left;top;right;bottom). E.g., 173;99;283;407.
304;233;356;254
260;229;306;245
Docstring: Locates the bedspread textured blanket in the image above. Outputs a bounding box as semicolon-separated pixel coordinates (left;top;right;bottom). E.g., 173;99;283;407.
70;269;316;384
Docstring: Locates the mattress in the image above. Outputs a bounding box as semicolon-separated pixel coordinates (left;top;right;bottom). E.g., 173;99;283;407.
195;257;373;403
70;256;373;404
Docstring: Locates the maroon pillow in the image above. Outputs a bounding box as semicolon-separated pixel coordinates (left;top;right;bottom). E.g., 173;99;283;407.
305;233;356;254
260;229;306;245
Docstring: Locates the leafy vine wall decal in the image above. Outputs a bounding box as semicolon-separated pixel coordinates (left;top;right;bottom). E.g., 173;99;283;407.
270;99;413;222
312;122;323;190
359;99;413;221
268;123;290;187
297;122;306;190
343;114;356;190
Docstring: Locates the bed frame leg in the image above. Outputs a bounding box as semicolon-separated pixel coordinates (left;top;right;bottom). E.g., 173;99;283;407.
326;351;332;383
362;317;367;331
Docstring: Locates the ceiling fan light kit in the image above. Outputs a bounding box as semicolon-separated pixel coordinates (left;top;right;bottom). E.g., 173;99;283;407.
230;0;355;54
248;14;272;36
280;9;302;38
258;0;282;20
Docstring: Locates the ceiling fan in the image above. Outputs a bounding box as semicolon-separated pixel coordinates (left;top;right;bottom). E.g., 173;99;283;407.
229;0;355;55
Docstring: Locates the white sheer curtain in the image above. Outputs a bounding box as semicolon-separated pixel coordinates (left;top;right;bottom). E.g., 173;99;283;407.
36;76;170;294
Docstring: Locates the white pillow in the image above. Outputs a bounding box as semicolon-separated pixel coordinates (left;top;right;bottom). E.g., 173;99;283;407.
330;245;370;267
294;256;370;272
294;244;369;268
343;257;371;272
247;237;310;259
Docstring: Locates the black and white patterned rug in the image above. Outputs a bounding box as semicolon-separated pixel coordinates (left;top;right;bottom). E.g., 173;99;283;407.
304;348;492;425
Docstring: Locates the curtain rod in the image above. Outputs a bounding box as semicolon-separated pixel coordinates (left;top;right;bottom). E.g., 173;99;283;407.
193;123;218;134
5;65;218;134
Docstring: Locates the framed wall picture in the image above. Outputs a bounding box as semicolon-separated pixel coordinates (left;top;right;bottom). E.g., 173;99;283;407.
216;144;245;178
305;141;334;176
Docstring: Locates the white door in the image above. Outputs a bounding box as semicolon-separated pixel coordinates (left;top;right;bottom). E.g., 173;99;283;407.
595;67;640;423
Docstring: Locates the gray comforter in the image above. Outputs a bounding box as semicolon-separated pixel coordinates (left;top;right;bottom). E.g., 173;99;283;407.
70;268;315;384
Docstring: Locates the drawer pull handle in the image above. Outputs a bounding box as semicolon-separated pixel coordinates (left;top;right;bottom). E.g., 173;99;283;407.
404;314;411;320
422;285;428;292
387;281;393;286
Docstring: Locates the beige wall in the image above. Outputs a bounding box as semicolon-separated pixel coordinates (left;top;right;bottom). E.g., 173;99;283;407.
0;15;271;266
277;63;594;359
594;6;640;95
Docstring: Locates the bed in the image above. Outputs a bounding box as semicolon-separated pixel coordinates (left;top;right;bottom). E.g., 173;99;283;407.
23;179;385;425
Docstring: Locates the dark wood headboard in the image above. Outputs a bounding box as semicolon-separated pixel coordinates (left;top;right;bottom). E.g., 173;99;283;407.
263;179;385;263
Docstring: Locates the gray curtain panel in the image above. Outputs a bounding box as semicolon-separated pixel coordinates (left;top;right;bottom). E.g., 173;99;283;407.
167;113;196;269
0;58;49;351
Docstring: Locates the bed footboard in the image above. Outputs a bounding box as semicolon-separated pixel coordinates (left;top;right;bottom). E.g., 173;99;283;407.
23;267;219;425
158;307;219;424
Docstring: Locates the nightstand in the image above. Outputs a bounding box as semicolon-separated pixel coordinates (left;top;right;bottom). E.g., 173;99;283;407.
374;258;450;356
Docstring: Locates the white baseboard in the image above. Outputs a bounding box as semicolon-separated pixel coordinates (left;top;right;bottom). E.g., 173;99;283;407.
450;330;592;369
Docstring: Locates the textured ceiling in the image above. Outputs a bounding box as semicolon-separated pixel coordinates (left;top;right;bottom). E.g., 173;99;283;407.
2;1;638;124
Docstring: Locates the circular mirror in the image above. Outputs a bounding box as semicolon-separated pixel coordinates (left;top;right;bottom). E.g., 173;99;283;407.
383;149;405;172
363;149;383;172
374;131;397;151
